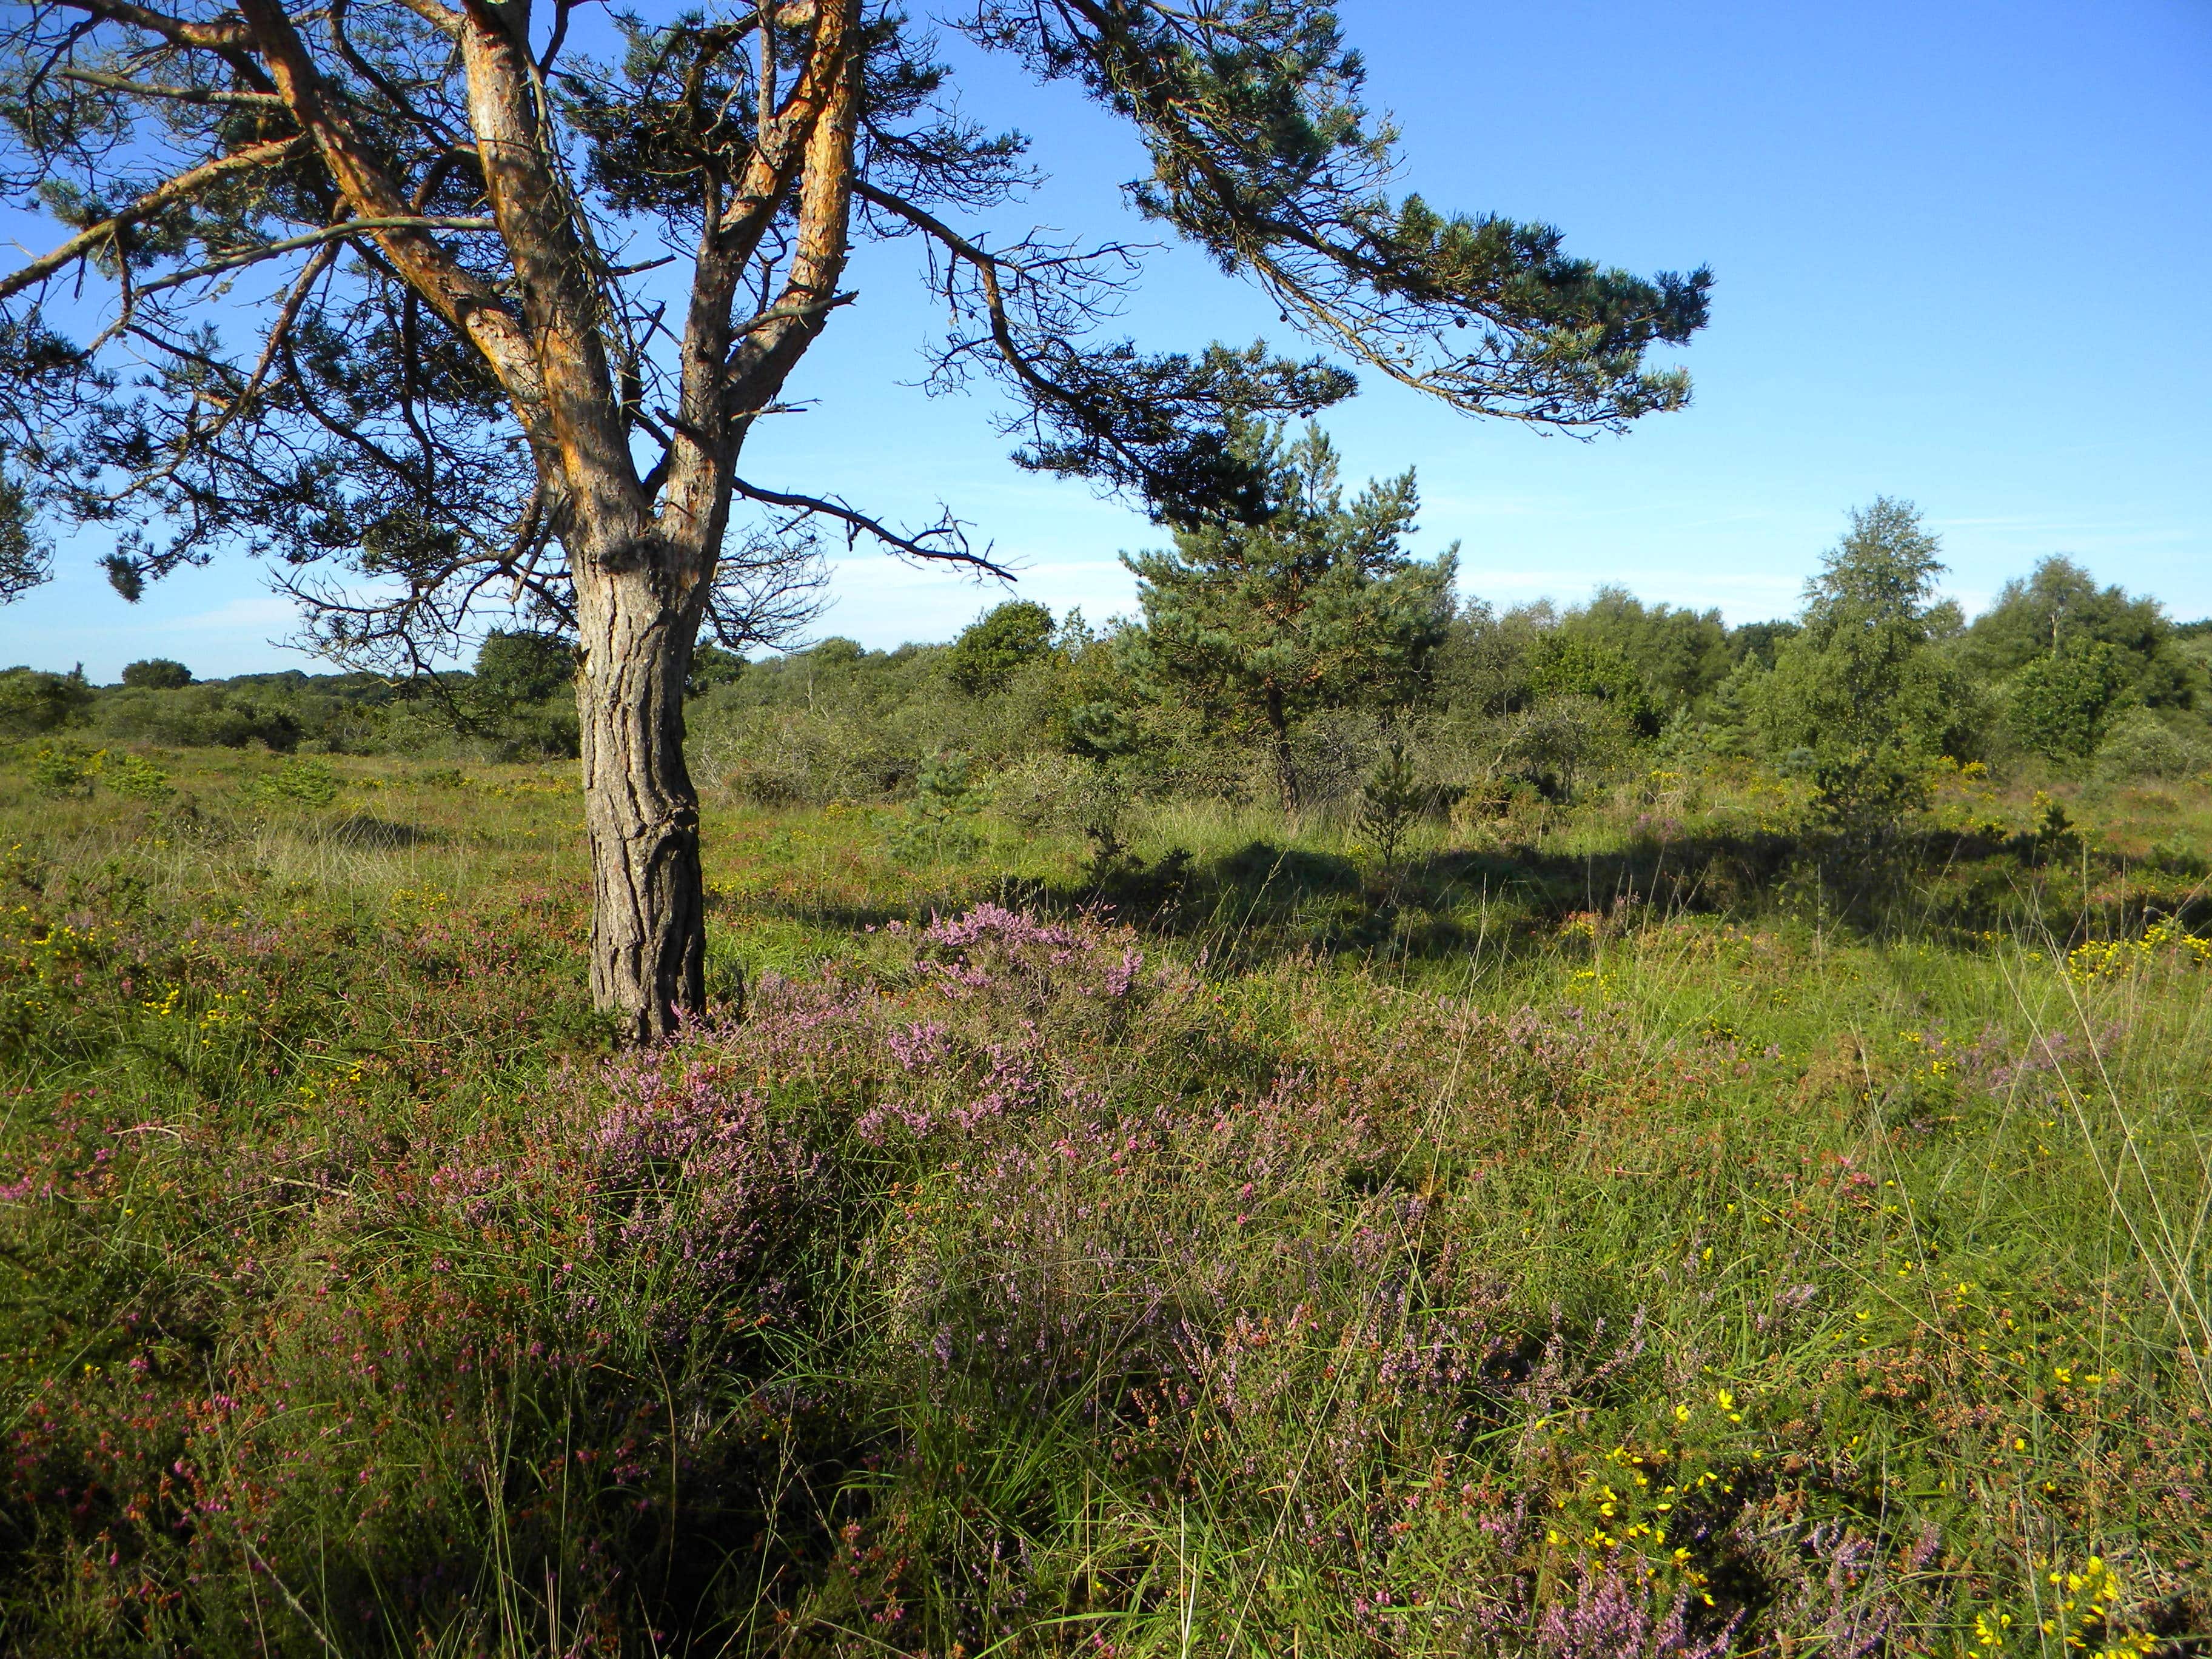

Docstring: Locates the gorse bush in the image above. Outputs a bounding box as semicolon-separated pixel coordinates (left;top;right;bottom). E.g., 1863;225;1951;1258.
24;742;93;799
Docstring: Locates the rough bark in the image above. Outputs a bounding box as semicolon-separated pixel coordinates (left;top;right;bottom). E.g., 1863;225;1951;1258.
574;546;712;1045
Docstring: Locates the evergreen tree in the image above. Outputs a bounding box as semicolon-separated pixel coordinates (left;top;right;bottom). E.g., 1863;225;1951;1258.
0;463;43;602
1357;736;1424;870
1126;423;1455;811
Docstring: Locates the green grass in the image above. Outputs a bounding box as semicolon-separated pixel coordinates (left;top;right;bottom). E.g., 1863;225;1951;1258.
0;744;2208;1655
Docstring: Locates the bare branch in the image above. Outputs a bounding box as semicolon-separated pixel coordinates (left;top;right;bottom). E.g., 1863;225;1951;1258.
851;178;1054;401
731;475;1010;579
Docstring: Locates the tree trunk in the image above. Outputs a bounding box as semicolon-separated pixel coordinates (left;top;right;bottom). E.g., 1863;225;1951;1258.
1265;688;1299;817
574;553;710;1045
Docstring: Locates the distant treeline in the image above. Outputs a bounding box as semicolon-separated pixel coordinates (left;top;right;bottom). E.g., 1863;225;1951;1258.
679;548;2212;826
6;545;2210;820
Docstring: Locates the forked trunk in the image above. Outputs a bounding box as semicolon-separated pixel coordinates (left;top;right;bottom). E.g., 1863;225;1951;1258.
574;553;709;1045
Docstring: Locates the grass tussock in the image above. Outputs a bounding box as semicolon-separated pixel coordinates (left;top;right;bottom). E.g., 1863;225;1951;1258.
1;747;2209;1655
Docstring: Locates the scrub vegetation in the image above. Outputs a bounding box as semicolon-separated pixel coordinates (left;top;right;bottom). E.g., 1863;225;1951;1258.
4;520;2211;1655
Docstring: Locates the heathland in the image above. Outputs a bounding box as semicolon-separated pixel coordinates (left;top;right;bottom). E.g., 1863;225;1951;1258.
1;689;2209;1653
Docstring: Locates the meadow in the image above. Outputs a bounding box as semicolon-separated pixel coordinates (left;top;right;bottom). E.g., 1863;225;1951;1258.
2;742;2210;1656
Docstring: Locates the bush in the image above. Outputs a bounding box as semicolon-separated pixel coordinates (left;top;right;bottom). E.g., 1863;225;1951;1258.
1501;693;1635;800
250;756;343;809
1356;735;1424;866
945;600;1055;695
1526;634;1658;735
99;750;173;800
473;629;574;708
0;666;92;738
25;742;95;797
119;658;193;690
2012;638;2133;760
95;685;303;752
2095;706;2209;781
994;751;1136;864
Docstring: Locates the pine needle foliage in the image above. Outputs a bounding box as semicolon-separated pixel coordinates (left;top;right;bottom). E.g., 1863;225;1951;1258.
1357;734;1424;870
1126;420;1455;811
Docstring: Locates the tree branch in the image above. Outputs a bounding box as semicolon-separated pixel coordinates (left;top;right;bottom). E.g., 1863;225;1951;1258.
126;215;498;299
57;68;284;106
234;0;546;413
0;135;306;303
53;0;253;52
731;475;1009;578
851;177;1059;403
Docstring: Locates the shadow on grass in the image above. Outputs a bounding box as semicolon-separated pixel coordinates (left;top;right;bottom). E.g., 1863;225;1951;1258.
722;822;2212;975
324;812;447;850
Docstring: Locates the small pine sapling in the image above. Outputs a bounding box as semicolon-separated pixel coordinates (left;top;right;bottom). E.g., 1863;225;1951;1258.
1358;737;1426;871
896;754;986;864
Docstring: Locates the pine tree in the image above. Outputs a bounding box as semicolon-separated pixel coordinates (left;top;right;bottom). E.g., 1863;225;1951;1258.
1357;736;1425;870
0;1;1709;1037
1127;422;1455;813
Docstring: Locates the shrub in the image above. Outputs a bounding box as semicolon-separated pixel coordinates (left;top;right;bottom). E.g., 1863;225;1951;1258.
472;628;574;708
99;750;172;800
2094;706;2208;781
0;665;92;738
1503;692;1635;800
1527;633;1659;735
250;756;343;808
2012;638;2133;760
994;750;1136;865
945;600;1056;695
119;657;193;690
25;741;95;797
95;685;303;751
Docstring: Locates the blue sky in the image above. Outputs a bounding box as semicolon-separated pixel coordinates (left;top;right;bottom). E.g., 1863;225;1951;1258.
4;0;2207;682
